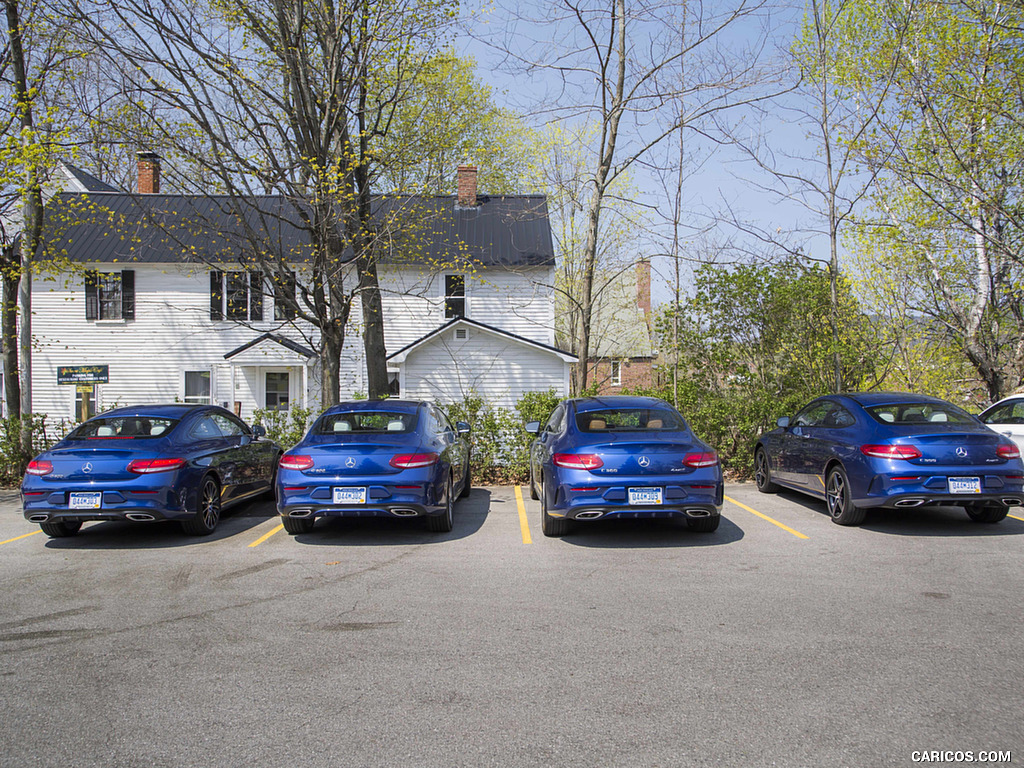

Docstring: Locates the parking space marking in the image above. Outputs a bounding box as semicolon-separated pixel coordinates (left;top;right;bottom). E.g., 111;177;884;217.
248;523;284;548
514;485;532;544
1009;513;1024;522
0;529;43;547
724;495;809;539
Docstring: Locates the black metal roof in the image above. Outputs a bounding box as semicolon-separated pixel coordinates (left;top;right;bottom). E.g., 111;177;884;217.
224;333;316;360
41;191;555;269
387;317;577;361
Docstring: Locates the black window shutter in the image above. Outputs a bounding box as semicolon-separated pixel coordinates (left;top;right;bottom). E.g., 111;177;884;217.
249;270;263;321
210;270;223;320
84;270;98;320
121;270;135;320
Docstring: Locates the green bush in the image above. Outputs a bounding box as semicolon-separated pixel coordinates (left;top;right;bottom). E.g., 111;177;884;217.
0;414;72;487
444;390;561;484
252;406;315;449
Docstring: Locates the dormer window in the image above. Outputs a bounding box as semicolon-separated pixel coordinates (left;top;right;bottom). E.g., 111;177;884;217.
444;274;465;318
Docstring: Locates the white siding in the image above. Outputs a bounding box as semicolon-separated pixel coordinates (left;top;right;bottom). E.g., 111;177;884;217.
379;264;555;352
400;325;569;409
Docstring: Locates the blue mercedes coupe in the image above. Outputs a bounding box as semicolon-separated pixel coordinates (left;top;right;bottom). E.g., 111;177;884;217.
275;400;471;535
754;392;1024;525
22;405;281;537
526;396;724;536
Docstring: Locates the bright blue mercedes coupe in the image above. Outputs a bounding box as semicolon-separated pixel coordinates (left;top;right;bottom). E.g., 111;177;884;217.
21;404;281;537
755;392;1024;525
526;396;724;536
275;400;471;535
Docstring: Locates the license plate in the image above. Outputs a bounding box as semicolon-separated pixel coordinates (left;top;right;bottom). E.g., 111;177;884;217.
628;487;663;505
333;487;366;504
949;477;981;494
69;492;102;509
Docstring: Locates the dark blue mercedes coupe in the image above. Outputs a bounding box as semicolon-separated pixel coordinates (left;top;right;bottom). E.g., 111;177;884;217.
21;404;281;537
755;392;1024;525
275;400;471;535
526;396;724;536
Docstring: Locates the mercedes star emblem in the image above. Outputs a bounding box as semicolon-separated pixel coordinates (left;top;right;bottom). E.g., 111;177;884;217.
956;447;969;458
82;462;93;474
638;456;651;467
346;457;356;468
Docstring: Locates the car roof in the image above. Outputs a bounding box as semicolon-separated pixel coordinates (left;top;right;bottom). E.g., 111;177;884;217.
569;396;673;413
95;404;209;419
322;400;425;415
841;392;956;408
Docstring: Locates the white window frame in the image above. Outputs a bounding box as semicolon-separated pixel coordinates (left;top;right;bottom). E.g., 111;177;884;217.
443;273;467;319
610;360;622;387
184;370;212;404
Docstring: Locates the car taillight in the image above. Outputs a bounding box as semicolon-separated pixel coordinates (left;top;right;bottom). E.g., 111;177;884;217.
860;444;922;460
997;444;1021;459
127;458;187;474
390;453;439;469
552;453;604;470
25;460;53;476
279;455;314;471
683;451;718;468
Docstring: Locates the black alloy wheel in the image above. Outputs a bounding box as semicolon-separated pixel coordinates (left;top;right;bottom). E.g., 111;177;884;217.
825;466;866;526
540;478;571;537
182;476;222;536
754;448;781;493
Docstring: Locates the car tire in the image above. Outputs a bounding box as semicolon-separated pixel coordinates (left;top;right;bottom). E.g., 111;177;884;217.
181;476;221;536
540;478;571;537
282;515;315;535
686;514;721;533
754;448;781;493
965;503;1009;524
40;520;82;538
825;466;866;526
529;462;539;500
427;475;454;533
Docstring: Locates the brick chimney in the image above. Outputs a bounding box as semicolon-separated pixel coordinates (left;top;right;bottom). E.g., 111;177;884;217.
636;258;651;318
456;164;478;207
137;151;161;194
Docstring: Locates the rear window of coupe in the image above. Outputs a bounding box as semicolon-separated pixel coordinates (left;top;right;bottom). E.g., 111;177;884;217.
866;403;975;426
575;408;686;433
70;417;179;439
315;411;418;434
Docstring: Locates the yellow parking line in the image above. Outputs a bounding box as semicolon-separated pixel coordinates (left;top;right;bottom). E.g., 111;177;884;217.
514;485;532;544
0;530;43;546
1009;513;1024;522
248;522;284;548
724;495;809;539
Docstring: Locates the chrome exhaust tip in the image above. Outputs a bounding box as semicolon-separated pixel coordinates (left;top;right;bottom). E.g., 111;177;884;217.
894;498;926;507
288;508;314;518
1001;497;1022;507
575;511;603;520
685;508;712;518
125;513;156;522
28;514;48;522
391;508;419;517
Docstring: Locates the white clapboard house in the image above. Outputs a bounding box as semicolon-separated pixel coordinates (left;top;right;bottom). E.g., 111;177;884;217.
27;156;574;423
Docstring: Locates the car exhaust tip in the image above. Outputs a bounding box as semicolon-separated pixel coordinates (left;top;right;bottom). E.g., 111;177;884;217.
125;513;156;522
28;514;48;522
1001;497;1022;507
575;511;603;520
894;498;926;507
390;508;419;517
685;508;712;517
288;509;314;518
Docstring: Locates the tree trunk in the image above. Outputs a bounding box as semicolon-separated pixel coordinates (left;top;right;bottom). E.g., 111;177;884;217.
2;268;20;418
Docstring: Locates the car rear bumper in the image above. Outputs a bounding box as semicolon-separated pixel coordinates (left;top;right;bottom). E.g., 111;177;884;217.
277;482;445;520
547;478;724;520
855;471;1024;509
856;491;1024;510
22;488;189;523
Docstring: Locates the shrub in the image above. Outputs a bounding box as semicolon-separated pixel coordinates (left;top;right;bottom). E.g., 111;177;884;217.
252;406;315;449
0;414;72;487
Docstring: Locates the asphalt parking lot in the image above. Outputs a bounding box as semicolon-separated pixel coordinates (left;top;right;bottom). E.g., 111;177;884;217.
2;485;1022;768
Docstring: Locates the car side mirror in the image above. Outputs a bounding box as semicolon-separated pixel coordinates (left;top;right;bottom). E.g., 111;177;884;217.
525;421;540;435
456;421;471;436
776;417;790;429
252;424;267;438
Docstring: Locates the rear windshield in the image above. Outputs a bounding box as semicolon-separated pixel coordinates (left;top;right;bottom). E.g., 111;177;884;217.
866;402;976;426
575;408;686;433
69;416;179;439
314;411;418;435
